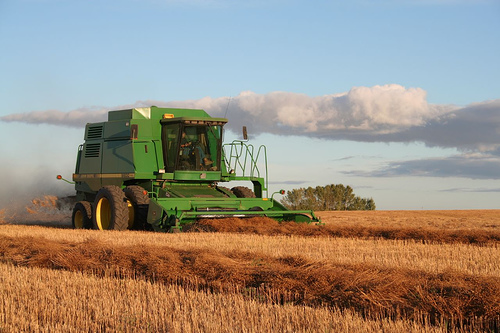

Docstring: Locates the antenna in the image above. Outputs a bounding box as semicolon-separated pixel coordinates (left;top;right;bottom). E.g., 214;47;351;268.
224;96;232;118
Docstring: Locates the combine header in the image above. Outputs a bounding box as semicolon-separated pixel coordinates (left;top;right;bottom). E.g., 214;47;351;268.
62;106;319;232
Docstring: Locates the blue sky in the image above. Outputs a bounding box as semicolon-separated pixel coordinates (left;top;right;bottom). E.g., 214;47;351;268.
0;0;499;210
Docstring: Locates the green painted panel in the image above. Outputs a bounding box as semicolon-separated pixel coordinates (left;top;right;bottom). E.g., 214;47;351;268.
130;119;154;140
104;121;130;140
173;171;221;181
101;140;134;174
133;141;158;176
78;142;102;174
150;106;211;119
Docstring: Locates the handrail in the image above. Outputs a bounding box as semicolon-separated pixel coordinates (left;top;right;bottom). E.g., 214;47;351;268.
223;140;269;195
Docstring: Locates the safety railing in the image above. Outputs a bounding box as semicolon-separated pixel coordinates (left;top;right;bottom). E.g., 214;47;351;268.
223;140;268;190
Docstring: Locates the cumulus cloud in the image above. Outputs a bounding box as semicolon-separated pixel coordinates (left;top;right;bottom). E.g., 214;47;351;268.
2;84;500;180
0;107;110;127
1;84;498;156
0;106;107;127
169;85;452;136
0;84;445;129
378;99;500;153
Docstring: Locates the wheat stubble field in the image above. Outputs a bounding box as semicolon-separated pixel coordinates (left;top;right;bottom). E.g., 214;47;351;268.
1;208;500;332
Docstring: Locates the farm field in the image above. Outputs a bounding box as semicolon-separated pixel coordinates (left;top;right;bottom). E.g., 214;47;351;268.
1;209;499;332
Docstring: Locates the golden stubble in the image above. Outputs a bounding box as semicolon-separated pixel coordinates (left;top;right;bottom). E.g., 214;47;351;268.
0;263;445;333
1;224;498;277
1;210;500;331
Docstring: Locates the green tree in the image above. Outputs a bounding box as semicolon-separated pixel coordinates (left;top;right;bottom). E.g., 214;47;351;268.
280;184;375;211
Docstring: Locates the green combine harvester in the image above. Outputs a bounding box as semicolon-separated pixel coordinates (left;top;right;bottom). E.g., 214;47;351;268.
61;106;319;232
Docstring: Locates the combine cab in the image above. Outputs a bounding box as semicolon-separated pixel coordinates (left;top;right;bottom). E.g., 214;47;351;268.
65;106;319;232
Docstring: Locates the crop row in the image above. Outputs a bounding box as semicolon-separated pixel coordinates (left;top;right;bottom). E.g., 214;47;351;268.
0;234;499;328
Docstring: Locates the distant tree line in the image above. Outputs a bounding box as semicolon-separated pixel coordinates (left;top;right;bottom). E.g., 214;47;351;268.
280;184;376;211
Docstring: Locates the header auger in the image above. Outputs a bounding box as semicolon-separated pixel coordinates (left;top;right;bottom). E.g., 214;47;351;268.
61;106;319;232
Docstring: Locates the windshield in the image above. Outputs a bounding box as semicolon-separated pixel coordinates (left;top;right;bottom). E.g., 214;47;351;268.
162;123;223;172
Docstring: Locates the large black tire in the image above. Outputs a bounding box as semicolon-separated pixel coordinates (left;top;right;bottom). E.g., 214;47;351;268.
72;201;92;229
231;186;256;198
123;185;150;230
93;185;129;231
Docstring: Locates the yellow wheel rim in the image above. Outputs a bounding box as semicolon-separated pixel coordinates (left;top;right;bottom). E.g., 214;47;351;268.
74;210;84;229
127;199;135;229
96;197;111;230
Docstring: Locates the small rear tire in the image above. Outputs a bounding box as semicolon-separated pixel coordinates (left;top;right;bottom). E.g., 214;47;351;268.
124;185;150;230
93;186;129;231
72;201;92;229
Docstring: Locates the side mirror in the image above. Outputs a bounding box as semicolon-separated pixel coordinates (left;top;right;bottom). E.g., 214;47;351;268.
242;126;248;141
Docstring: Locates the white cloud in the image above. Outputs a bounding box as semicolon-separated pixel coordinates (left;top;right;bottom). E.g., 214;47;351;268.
2;84;499;156
0;107;109;127
169;84;454;136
